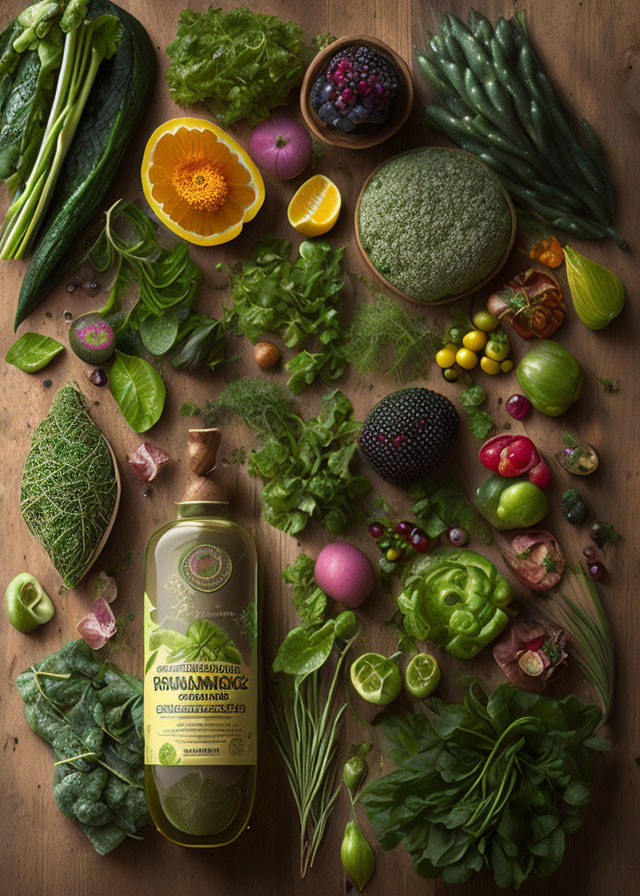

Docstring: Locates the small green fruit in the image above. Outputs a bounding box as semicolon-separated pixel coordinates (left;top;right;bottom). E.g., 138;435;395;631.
69;312;116;364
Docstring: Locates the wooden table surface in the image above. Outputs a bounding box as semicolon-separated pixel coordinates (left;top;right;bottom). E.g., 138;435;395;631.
1;1;639;894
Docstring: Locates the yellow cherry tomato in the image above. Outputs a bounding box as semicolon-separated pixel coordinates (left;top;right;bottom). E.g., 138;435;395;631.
456;347;478;370
462;330;487;352
501;359;514;373
436;348;457;369
480;356;501;375
472;310;500;332
485;339;510;362
386;548;402;562
443;342;458;354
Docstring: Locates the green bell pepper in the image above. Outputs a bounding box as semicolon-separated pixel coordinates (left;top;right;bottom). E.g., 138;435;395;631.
5;573;55;632
397;548;513;659
474;474;549;530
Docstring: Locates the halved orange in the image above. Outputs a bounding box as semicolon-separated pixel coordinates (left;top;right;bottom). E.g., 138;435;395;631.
287;174;341;237
141;117;265;247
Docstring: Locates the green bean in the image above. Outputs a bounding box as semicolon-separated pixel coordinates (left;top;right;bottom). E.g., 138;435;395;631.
416;51;451;97
418;54;471;120
449;14;498;85
579;119;613;212
469;9;494;48
494;17;516;60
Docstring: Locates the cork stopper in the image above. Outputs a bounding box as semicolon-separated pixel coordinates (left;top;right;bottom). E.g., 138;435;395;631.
181;428;226;503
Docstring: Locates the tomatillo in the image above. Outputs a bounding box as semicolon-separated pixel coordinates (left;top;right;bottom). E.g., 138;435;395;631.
350;652;401;706
405;652;441;698
5;573;54;632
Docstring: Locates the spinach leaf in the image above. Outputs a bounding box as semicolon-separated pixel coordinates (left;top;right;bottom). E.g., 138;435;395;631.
273;620;336;679
109;350;165;432
15;639;149;855
139;311;181;356
5;331;64;372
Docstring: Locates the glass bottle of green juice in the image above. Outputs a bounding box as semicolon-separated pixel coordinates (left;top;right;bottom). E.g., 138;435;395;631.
143;428;258;847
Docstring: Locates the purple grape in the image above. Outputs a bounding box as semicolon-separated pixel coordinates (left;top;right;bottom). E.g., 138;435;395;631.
368;522;385;540
506;394;532;420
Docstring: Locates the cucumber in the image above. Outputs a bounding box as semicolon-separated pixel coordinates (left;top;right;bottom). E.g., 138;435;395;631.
14;0;155;329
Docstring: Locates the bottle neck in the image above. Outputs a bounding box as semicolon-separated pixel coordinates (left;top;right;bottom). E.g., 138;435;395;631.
175;501;230;520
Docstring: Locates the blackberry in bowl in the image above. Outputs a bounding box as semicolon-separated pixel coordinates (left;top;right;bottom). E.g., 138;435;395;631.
311;45;399;134
301;36;413;149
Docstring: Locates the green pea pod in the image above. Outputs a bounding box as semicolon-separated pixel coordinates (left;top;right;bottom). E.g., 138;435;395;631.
5;573;54;632
340;820;375;891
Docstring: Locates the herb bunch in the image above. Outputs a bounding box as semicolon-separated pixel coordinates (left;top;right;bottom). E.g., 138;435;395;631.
208;381;371;535
362;680;608;889
222;236;346;394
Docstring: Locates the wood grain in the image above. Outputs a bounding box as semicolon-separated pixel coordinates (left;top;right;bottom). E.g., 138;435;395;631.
1;1;639;894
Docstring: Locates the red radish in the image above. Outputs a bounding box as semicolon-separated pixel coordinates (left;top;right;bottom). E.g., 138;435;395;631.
314;542;375;608
497;437;539;477
248;116;312;180
478;434;516;472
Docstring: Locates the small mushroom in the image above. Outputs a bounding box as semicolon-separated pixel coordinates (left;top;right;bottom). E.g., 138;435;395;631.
254;341;280;369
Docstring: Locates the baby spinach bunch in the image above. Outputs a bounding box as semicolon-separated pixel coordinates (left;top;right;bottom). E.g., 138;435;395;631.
16;639;149;855
209;380;371;535
361;680;608;890
222;236;347;394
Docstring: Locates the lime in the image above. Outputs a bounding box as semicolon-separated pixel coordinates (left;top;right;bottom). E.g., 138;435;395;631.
159;771;241;836
350;653;401;706
405;653;441;699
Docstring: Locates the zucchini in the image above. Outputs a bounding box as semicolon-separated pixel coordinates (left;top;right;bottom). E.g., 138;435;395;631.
14;0;155;329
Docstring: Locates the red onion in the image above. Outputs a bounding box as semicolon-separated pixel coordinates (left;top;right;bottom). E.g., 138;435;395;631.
248;115;312;180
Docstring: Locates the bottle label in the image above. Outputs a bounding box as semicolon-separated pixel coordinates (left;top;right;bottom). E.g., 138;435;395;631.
144;566;257;767
179;544;232;593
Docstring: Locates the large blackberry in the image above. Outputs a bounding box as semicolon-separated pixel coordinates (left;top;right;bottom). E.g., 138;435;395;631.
358;388;459;487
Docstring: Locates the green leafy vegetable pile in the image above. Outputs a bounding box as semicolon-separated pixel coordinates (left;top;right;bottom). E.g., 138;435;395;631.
16;639;149;855
149;619;242;665
85;200;224;372
166;6;306;126
223;236;346;394
21;384;118;589
362;680;608;889
208;380;371;535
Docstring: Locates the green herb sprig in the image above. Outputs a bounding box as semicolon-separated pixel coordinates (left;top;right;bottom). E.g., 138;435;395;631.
459;375;496;439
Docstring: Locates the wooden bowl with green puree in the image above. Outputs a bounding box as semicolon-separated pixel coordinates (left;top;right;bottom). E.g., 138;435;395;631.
355;148;516;305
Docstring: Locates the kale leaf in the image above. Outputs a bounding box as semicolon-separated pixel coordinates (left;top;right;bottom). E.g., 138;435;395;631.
15;640;149;855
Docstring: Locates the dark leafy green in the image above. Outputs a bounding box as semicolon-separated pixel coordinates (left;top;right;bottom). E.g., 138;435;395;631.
5;331;64;372
209;380;371;535
362;680;607;889
165;6;306;126
15;639;149;855
223;236;346;394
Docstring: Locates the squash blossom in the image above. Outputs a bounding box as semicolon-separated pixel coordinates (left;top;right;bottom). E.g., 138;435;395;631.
397;548;513;659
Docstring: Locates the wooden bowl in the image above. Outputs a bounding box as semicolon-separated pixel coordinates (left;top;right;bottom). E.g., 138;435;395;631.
300;36;414;150
354;149;517;306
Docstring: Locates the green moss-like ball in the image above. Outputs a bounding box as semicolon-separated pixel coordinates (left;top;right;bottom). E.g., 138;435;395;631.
357;148;513;303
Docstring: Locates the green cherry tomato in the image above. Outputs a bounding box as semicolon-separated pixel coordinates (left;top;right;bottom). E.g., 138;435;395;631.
5;573;55;632
472;310;500;331
447;326;464;345
485;339;510;362
405;652;441;698
350;653;402;706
